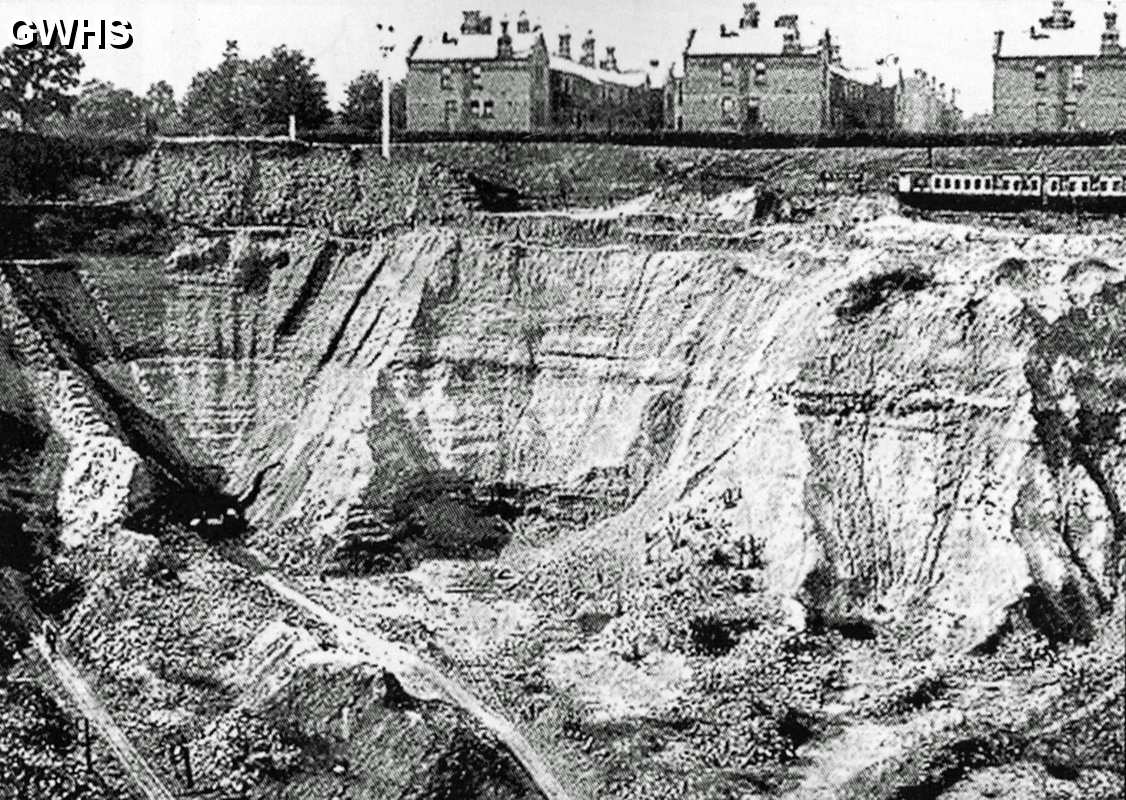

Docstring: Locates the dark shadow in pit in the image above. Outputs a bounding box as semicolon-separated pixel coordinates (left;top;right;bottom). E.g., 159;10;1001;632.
328;470;514;576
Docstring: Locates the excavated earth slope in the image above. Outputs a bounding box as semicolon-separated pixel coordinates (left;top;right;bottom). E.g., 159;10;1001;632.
1;142;1123;800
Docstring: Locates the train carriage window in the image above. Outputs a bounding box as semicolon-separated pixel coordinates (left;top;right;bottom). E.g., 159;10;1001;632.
1081;179;1089;192
1002;179;1010;191
945;178;952;189
954;179;962;190
1031;178;1040;191
1050;179;1059;192
1101;180;1109;192
1114;179;1123;192
973;178;981;190
984;178;992;190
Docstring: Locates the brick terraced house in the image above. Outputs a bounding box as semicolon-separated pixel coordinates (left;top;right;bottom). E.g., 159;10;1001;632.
681;4;834;133
993;0;1126;131
548;30;652;133
406;11;551;132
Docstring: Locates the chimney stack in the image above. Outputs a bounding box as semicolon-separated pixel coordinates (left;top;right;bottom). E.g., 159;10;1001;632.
558;30;572;59
516;10;530;34
1041;0;1075;30
461;10;477;34
600;46;618;71
774;14;798;30
781;27;802;55
497;19;512;58
581;31;596;67
1103;6;1121;54
740;3;760;29
993;29;1004;56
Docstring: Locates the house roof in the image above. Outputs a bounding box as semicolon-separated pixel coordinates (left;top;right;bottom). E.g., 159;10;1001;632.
833;61;903;87
999;1;1120;58
686;18;824;57
548;53;648;88
410;29;544;62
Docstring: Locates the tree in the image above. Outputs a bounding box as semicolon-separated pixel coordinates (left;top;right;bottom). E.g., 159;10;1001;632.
180;40;256;134
340;71;382;130
248;45;330;131
180;41;330;135
144;80;178;134
0;37;83;130
71;79;145;137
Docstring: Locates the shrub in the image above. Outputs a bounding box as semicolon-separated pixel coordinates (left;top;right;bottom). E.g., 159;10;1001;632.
836;266;933;320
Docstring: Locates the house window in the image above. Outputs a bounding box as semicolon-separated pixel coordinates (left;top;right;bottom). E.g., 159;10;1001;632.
1072;62;1085;89
444;99;458;120
483;99;495;118
469;99;481;116
721;96;736;123
1065;103;1078;129
470;64;483;89
754;61;767;83
1034;63;1047;90
721;61;735;86
441;67;453;90
747;99;761;127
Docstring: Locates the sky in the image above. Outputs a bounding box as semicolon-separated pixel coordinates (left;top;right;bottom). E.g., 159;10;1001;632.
1;1;1117;115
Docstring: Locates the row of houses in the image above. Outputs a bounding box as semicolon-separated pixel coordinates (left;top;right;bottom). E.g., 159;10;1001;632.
992;0;1126;131
404;4;963;135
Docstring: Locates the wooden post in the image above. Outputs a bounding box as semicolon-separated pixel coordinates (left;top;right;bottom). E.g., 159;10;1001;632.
181;742;194;789
84;718;92;772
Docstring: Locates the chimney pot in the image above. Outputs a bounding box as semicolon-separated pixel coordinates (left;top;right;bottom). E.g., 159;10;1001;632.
993;29;1005;56
516;10;530;34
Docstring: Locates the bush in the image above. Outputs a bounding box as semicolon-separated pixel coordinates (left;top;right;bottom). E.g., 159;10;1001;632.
0;131;150;202
836;266;933;320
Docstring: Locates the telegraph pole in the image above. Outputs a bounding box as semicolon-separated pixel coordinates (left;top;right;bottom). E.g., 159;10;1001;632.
377;23;397;160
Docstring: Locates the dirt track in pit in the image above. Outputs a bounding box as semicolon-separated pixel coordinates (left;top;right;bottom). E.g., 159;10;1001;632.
30;633;176;800
221;543;574;800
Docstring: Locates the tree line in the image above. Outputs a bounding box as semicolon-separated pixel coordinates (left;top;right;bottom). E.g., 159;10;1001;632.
0;37;402;139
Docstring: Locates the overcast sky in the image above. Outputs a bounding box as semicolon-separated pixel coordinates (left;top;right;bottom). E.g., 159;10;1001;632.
2;1;1117;115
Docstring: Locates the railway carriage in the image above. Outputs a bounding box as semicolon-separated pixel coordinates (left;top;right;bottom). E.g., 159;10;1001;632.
895;169;1126;213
